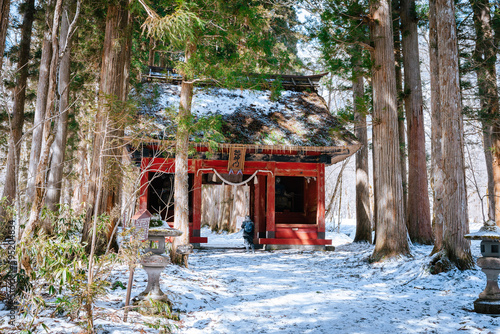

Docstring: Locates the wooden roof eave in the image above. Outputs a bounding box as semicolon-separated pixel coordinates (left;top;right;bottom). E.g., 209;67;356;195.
127;138;362;166
328;143;362;166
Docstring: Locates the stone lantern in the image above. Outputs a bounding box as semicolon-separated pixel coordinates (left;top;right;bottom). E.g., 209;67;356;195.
134;223;183;304
465;219;500;314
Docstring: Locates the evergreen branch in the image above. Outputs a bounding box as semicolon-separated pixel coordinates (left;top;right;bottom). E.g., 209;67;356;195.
137;0;159;20
138;0;205;45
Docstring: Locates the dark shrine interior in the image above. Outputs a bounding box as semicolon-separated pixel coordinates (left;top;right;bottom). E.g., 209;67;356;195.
147;172;318;225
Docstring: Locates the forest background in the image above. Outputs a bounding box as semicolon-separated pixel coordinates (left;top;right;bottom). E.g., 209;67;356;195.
1;0;500;332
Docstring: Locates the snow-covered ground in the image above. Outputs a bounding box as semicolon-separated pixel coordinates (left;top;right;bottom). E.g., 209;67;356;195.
1;220;500;333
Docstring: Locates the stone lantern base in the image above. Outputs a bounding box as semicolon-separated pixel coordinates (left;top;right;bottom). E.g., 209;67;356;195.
474;299;500;314
474;257;500;314
133;254;171;305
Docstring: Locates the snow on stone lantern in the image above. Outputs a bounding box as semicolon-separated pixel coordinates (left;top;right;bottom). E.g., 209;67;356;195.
465;219;500;314
133;218;183;304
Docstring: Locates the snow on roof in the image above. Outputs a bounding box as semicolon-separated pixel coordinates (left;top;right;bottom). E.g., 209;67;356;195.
132;82;359;149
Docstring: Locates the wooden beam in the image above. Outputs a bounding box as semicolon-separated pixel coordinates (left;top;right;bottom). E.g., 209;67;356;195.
192;159;202;238
317;163;326;238
195;152;331;164
257;175;266;238
266;162;276;238
253;177;260;237
139;158;150;210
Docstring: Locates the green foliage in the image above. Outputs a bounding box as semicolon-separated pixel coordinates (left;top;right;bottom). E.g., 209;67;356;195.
150;218;163;227
111;280;126;290
269;77;284;101
142;3;205;48
335;105;355;124
0;196;16;238
40;205;84;237
144;318;178;333
139;0;300;82
309;0;372;81
16;212;119;332
190;113;225;149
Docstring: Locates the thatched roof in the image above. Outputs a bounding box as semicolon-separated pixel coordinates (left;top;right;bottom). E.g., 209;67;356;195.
131;82;360;162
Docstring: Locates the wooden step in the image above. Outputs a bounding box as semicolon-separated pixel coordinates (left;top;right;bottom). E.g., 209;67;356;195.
257;238;332;245
189;236;208;243
275;229;318;239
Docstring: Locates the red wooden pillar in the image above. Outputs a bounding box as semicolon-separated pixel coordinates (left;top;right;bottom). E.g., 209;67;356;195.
317;163;326;239
266;162;276;239
192;159;202;238
139;158;149;210
252;177;259;237
253;175;266;239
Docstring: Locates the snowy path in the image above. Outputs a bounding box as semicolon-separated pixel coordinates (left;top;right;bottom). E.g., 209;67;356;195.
162;243;500;334
3;225;500;333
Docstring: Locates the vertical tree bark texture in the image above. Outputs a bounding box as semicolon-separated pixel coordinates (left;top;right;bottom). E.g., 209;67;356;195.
370;0;410;261
172;68;194;266
23;0;63;238
0;0;35;222
471;0;500;226
0;0;10;73
401;0;433;244
82;0;132;252
148;38;156;66
46;1;73;211
392;3;408;225
353;71;372;243
26;4;53;203
429;0;443;255
435;0;473;269
171;43;197;265
73;139;89;211
482;125;495;220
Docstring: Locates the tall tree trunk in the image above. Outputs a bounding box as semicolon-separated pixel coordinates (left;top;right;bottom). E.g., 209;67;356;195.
401;0;433;244
73;136;89;212
393;0;408;225
171;43;196;266
148;37;155;66
370;0;410;261
82;0;132;253
0;0;35;222
429;0;443;255
435;0;473;270
471;0;500;226
353;69;372;243
46;0;74;211
0;0;10;73
482;125;495;220
26;2;53;204
22;0;63;240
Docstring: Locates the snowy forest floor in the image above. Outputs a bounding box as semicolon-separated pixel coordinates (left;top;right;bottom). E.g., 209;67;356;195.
2;221;500;333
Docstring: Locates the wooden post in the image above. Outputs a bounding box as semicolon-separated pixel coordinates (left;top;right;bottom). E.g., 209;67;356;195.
123;265;134;322
266;162;276;239
253;175;259;238
139;158;149;210
254;175;266;239
317;163;326;239
192;159;202;238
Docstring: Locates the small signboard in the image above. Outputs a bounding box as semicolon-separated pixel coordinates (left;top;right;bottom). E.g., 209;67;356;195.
228;147;246;173
131;209;152;241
